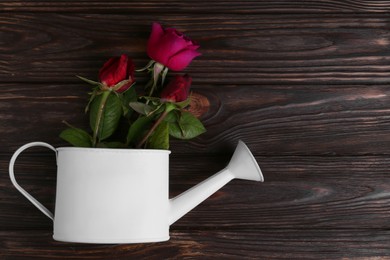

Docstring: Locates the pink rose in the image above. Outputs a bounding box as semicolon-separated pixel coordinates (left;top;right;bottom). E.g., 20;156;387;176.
147;22;201;71
99;54;135;93
161;75;192;102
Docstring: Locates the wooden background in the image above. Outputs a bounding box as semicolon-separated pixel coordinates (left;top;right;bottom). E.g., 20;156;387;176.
1;1;390;259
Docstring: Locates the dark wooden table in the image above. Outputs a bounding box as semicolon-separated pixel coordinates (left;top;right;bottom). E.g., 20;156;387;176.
1;1;390;259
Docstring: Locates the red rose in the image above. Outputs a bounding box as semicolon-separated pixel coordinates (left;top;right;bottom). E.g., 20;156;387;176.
147;22;201;71
161;75;192;102
99;54;135;93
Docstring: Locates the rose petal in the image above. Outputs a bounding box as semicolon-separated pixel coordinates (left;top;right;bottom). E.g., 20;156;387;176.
147;22;165;61
110;54;128;85
148;29;189;65
161;75;192;102
116;57;135;93
99;56;120;86
147;23;200;70
186;43;200;51
166;49;201;71
153;29;190;64
98;54;135;92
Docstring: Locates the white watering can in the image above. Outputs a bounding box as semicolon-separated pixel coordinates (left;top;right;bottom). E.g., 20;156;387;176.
9;140;263;244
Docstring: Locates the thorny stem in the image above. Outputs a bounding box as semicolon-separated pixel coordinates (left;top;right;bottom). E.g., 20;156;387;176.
135;103;176;148
135;110;169;148
92;90;111;147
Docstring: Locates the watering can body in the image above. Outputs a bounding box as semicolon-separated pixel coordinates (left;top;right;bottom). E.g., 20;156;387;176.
9;140;263;244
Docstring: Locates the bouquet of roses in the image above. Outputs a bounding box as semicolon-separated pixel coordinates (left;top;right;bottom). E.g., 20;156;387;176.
60;22;205;149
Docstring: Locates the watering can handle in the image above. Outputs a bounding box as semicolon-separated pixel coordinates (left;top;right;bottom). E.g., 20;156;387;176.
9;142;56;221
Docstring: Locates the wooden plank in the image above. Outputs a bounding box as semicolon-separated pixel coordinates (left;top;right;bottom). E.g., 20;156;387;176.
1;14;390;84
2;155;389;230
2;84;390;155
1;1;390;13
1;229;389;259
1;0;388;259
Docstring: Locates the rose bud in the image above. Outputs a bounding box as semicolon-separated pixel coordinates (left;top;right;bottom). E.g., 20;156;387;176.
147;22;201;71
161;75;192;103
99;54;135;93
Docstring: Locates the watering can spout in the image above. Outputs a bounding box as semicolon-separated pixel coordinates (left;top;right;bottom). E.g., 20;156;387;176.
169;140;263;225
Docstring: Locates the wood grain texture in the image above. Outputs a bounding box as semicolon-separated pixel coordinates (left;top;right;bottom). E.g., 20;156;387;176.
1;229;390;259
1;14;390;84
1;0;390;13
2;155;389;230
2;84;390;155
1;0;390;258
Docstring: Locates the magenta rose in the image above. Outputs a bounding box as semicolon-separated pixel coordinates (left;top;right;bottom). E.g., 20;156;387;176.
99;54;135;93
147;22;201;71
161;75;192;102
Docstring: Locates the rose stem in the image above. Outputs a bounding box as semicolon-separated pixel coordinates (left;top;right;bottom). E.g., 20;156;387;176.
92;90;111;147
135;110;169;149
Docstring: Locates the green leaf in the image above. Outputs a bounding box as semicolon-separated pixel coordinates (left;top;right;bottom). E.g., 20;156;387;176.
169;111;206;140
121;87;137;117
139;96;164;109
59;128;92;147
85;88;99;113
164;110;179;123
126;116;152;146
175;97;191;109
129;102;154;116
90;92;122;142
96;142;126;148
147;121;169;149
